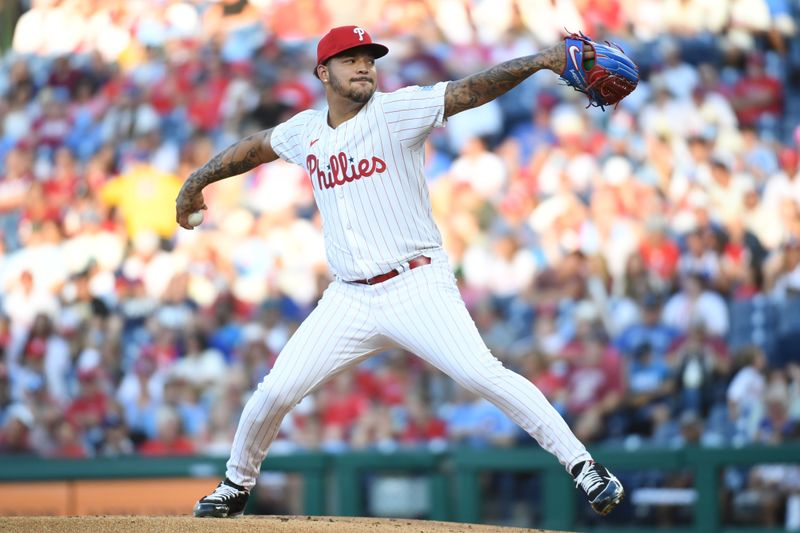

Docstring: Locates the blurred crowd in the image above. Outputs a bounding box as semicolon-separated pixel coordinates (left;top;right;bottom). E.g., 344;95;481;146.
1;0;800;527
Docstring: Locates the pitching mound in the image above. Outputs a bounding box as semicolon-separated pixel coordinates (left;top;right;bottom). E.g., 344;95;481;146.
0;516;568;532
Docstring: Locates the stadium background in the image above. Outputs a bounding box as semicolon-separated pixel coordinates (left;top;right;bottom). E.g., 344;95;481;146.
0;0;799;531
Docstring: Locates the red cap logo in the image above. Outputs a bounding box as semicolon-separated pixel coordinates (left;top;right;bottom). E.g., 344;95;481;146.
315;26;389;75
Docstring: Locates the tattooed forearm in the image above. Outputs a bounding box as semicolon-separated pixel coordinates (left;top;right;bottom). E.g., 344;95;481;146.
444;45;564;118
183;129;277;191
176;128;278;228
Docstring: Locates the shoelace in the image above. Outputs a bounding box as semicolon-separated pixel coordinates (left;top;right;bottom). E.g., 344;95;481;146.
575;465;605;496
206;483;243;502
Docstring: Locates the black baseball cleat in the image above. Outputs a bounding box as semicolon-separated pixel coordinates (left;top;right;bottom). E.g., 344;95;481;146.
572;460;625;515
193;478;249;518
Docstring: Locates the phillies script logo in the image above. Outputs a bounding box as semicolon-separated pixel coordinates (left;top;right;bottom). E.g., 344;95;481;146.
306;152;387;190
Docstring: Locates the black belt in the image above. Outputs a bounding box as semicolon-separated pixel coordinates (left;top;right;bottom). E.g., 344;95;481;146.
351;256;432;285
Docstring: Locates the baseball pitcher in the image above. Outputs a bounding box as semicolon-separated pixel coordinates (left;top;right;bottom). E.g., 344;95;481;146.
176;25;637;519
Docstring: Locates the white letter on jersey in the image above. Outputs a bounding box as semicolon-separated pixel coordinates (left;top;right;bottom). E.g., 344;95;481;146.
353;27;366;41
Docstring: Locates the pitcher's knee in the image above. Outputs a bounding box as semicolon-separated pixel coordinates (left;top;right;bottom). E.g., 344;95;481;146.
454;367;502;396
252;380;305;415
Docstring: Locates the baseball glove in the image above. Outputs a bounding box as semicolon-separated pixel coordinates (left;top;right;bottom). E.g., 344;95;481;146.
560;31;639;109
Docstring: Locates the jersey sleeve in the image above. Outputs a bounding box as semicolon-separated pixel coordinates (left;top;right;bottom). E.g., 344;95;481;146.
270;110;316;167
381;81;449;150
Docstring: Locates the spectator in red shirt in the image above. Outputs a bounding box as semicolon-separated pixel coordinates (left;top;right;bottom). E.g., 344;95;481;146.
639;216;680;287
582;0;626;37
373;355;411;407
731;53;783;128
350;401;395;451
0;363;10;414
138;406;195;456
65;368;108;434
399;395;447;449
32;90;73;150
720;215;767;298
51;419;87;458
186;55;229;132
319;371;368;448
562;327;625;443
42;147;80;219
522;350;567;413
47;56;82;97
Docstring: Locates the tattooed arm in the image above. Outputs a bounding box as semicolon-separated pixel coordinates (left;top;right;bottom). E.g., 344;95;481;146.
176;128;278;229
444;42;593;118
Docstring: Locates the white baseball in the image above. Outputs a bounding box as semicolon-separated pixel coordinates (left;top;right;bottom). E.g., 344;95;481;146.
187;211;204;227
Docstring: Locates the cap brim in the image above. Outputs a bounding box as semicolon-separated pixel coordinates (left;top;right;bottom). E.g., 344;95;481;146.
315;43;389;77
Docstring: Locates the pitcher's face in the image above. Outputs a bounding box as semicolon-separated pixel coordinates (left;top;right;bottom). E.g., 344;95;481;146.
322;51;377;104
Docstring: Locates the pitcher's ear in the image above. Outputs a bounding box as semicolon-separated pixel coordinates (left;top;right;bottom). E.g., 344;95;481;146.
317;64;328;82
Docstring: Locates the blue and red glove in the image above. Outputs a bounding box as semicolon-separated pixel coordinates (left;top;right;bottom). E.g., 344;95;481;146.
560;32;639;109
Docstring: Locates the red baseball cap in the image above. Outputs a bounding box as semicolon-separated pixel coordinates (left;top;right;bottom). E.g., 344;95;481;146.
315;26;388;77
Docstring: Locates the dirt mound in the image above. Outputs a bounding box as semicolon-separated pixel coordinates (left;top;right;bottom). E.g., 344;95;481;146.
0;516;568;532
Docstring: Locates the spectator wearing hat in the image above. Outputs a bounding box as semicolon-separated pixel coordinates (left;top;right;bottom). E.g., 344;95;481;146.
763;147;800;210
98;404;135;457
622;342;674;436
706;154;752;224
616;293;680;363
64;367;108;441
8;333;48;404
13;313;71;408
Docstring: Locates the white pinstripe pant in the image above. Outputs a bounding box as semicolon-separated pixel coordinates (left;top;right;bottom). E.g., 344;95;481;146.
226;252;591;488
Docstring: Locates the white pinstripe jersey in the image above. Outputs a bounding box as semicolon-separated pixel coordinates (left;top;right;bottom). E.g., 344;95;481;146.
270;81;450;282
